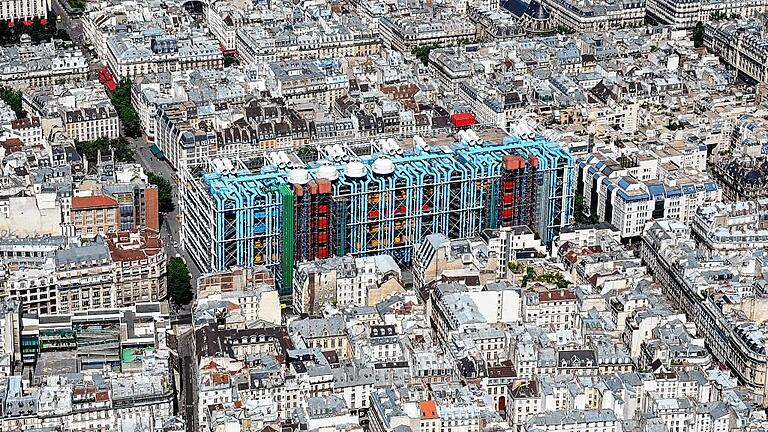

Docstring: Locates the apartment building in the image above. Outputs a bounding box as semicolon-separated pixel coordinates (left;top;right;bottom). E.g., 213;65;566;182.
705;20;768;84
106;228;167;306
105;30;223;80
523;288;579;332
293;255;402;314
379;10;476;52
647;0;768;29
8;117;44;148
54;239;115;314
131;69;252;143
691;199;768;257
63;107;120;142
642;220;768;405
542;0;645;32
0;39;88;89
267;58;349;108
0;0;50;22
236;15;380;65
5;260;58;315
70;195;120;238
578;147;720;239
289;316;351;358
526;409;619;432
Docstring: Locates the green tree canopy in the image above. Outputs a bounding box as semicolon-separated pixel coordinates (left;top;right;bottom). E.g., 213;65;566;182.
0;87;26;119
75;137;134;167
167;257;193;305
223;54;238;67
693;22;705;48
574;193;598;225
412;45;438;66
148;172;175;213
111;79;142;138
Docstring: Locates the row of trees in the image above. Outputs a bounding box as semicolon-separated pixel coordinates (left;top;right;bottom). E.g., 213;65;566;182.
75;137;134;167
111;79;142;138
693;22;705;48
167;257;193;305
148;172;175;213
0;13;69;45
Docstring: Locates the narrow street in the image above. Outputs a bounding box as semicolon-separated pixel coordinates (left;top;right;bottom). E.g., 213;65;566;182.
51;0;84;45
129;137;200;431
126;137;201;286
177;328;198;432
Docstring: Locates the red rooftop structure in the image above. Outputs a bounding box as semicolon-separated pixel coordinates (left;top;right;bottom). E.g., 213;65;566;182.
450;112;476;128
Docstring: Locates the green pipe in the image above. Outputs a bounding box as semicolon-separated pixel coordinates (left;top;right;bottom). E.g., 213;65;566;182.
274;184;294;296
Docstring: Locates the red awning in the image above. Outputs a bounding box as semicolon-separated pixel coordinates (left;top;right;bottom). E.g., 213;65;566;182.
219;45;238;56
22;20;33;26
40;19;48;25
451;112;476;127
7;22;14;28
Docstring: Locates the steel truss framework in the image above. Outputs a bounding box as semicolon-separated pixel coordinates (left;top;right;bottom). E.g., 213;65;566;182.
197;136;574;294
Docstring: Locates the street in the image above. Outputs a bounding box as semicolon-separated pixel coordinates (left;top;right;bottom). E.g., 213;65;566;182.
177;328;198;432
126;137;201;284
128;137;200;431
51;0;84;45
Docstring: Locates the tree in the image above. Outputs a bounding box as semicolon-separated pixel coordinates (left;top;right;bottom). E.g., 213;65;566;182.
534;272;569;289
223;54;238;67
508;261;526;274
148;172;175;213
167;257;193;305
0;87;26;119
67;0;86;11
574;193;598;225
521;266;537;287
693;22;705;48
110;79;142;138
0;13;67;45
75;137;134;167
412;45;438;66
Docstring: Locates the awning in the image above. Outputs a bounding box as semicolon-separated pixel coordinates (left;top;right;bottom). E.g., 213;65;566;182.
149;144;165;160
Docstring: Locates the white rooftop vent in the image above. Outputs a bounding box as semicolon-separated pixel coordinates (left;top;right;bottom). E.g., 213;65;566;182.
287;168;311;185
414;135;430;152
316;164;339;181
344;161;367;178
372;157;395;175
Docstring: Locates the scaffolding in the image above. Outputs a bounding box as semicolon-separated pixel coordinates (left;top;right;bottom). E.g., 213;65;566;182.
195;134;574;295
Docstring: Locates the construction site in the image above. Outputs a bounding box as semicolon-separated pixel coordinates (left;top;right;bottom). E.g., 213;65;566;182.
180;130;575;295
